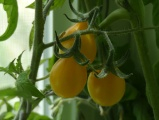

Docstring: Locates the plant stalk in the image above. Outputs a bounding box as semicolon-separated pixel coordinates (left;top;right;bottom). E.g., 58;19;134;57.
14;0;45;120
29;0;44;82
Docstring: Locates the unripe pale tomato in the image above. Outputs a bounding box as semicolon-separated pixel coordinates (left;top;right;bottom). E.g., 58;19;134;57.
49;57;87;98
60;22;97;63
87;72;125;106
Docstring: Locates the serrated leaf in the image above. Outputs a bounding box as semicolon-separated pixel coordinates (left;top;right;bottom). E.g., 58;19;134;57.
16;51;24;73
0;51;24;78
0;66;15;78
0;60;16;77
0;88;18;99
7;59;17;73
0;0;18;41
15;71;45;100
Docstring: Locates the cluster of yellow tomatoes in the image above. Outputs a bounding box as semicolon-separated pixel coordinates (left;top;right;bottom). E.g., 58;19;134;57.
49;22;125;106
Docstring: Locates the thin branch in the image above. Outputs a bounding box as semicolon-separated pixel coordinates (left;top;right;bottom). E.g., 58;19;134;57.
43;26;159;49
36;74;50;81
43;0;54;20
107;26;159;35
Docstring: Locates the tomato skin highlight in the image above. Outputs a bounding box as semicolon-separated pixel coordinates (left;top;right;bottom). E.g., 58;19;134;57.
60;22;97;63
87;72;125;106
49;57;87;98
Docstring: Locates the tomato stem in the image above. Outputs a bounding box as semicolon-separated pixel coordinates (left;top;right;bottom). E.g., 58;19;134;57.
43;26;159;49
14;0;47;120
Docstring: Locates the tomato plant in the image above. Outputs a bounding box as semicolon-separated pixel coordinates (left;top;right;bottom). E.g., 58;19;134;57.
49;57;87;98
87;72;125;106
60;22;97;63
1;0;159;120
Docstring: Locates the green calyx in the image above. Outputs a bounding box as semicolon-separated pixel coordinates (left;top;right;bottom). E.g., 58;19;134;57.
54;31;89;66
94;32;132;79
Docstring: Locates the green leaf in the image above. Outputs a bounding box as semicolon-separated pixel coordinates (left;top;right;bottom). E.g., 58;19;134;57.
50;0;66;10
121;83;138;102
32;98;43;110
28;112;51;120
29;25;34;50
0;112;6;120
0;0;18;41
13;101;20;111
40;55;58;72
142;0;151;5
26;1;35;8
26;0;49;9
47;55;58;72
0;88;18;99
133;99;153;120
77;101;105;120
15;70;45;100
152;0;159;48
4;112;14;120
16;51;24;73
0;51;24;78
26;0;66;10
0;0;4;3
0;66;16;79
2;98;13;112
153;61;159;85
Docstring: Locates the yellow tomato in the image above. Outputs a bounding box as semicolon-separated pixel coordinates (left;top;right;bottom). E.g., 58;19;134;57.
49;57;87;98
60;22;97;63
87;72;125;106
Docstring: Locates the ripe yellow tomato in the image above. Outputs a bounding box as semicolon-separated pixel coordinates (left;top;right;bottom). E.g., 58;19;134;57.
60;22;97;63
49;57;87;98
87;72;125;106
